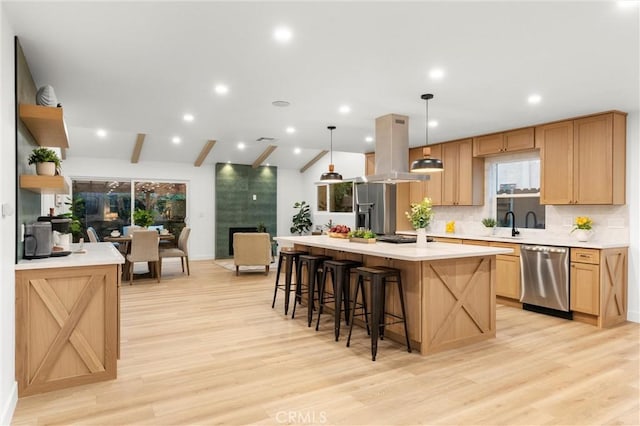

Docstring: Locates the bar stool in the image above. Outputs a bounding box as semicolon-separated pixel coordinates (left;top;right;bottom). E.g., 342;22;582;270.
271;249;307;315
292;254;332;326
315;259;362;341
347;266;411;361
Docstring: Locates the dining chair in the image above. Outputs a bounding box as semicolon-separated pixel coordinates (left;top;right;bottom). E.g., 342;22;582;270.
159;227;191;276
125;230;160;285
86;226;99;243
124;225;143;236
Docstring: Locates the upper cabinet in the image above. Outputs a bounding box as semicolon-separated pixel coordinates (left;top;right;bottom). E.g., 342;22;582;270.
441;139;484;206
19;104;69;148
408;146;442;206
473;127;535;157
538;112;626;205
365;152;375;175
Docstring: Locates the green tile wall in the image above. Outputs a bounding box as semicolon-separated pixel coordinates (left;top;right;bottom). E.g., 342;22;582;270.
215;163;277;258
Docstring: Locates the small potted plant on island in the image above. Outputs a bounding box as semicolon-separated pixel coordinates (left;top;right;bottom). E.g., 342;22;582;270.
405;197;434;248
28;147;61;176
348;228;376;243
481;217;497;236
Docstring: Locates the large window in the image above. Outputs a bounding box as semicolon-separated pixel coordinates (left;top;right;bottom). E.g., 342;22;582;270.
71;179;187;240
316;182;354;213
494;159;545;229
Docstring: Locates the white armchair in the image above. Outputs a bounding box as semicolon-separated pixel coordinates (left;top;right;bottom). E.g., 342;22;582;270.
233;232;272;276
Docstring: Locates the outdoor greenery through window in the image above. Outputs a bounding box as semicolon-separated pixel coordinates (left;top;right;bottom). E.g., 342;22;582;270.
494;159;545;229
71;179;187;240
317;182;354;213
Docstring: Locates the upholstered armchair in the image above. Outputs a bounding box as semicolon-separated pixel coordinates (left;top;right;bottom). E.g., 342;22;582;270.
233;232;272;276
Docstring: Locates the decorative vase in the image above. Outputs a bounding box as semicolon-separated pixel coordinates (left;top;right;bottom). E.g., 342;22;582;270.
36;162;56;176
573;229;591;242
480;226;493;237
416;228;428;248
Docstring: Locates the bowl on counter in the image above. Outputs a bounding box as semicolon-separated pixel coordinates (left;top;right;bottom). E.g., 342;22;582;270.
110;231;121;237
160;229;169;235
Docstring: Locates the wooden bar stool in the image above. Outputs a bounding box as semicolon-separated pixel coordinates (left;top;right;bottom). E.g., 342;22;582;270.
292;254;331;326
315;259;362;341
271;249;307;315
347;266;411;361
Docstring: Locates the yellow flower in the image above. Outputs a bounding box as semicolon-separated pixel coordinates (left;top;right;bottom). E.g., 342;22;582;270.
445;221;455;233
572;216;593;231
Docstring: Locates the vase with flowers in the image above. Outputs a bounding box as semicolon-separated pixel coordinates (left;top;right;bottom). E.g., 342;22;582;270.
571;216;593;242
405;197;434;248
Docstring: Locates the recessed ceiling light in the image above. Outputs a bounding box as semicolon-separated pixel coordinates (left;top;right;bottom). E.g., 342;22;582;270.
272;100;290;107
214;84;229;95
237;142;246;150
227;160;231;164
286;127;296;134
294;147;301;154
172;136;181;144
273;26;293;43
528;94;542;104
365;136;373;143
266;163;270;167
183;113;194;122
429;68;445;80
428;120;438;128
96;129;107;138
338;105;351;114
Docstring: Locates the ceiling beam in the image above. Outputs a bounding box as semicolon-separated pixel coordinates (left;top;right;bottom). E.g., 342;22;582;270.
131;133;145;163
194;139;217;167
252;144;277;168
300;150;328;173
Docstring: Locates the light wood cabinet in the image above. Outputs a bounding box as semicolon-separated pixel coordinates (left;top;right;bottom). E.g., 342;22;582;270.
441;139;484;206
570;247;627;328
489;242;521;301
408;145;442;206
473;127;535;157
538;112;626;205
19;104;69;148
365;152;375;175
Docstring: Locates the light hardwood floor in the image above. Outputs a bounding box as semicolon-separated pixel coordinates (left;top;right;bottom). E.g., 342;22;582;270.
12;259;640;425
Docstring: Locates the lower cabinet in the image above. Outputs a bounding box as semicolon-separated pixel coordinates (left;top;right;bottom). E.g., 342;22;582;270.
570;261;599;315
495;254;521;300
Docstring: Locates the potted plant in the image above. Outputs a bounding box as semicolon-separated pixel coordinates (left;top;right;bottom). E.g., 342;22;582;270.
571;216;593;242
481;217;497;236
133;209;154;227
28;147;61;176
290;201;312;235
404;197;434;247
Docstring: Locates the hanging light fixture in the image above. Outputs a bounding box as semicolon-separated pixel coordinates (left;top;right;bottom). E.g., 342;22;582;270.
411;93;444;173
320;125;343;182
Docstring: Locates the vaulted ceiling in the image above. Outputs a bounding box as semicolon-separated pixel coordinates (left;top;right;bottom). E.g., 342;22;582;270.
4;1;639;169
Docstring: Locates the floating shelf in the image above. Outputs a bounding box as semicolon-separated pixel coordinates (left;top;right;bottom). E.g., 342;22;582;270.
19;104;69;148
19;175;69;194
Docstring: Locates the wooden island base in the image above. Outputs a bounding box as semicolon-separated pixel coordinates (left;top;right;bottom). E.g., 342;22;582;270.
295;243;498;355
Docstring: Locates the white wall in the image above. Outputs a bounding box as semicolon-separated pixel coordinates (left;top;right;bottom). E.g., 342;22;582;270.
625;111;639;322
276;168;305;237
0;7;18;425
61;157;216;260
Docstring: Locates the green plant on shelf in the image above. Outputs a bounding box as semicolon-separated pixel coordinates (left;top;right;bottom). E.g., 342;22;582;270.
28;147;61;173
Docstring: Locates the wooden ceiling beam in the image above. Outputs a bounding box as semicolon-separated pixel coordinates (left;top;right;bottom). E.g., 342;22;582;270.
131;133;145;163
300;150;328;173
252;144;277;168
194;139;217;167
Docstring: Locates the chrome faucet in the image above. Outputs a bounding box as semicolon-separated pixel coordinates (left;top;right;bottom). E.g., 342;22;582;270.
525;210;537;229
504;211;520;237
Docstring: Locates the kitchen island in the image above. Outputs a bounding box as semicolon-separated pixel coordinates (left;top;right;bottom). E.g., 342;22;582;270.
275;235;512;355
15;242;124;396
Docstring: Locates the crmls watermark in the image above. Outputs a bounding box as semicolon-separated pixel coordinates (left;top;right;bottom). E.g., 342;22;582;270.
275;410;328;424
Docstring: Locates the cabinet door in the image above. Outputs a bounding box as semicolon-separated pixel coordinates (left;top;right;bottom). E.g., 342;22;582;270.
441;142;459;205
473;133;504;156
573;114;613;204
456;139;484;205
570;262;600;315
504;127;535;152
495;254;520;299
409;145;442;206
538;120;573;204
365;153;376;175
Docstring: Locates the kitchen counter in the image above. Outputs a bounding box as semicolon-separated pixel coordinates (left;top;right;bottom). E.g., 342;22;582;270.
16;242;125;270
397;230;629;249
276;235;507;355
15;242;122;396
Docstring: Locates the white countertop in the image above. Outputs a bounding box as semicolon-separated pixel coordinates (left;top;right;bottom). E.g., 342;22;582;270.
16;242;125;270
275;235;512;261
397;230;629;249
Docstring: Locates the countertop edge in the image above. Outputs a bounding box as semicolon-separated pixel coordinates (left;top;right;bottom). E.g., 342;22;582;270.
15;242;125;270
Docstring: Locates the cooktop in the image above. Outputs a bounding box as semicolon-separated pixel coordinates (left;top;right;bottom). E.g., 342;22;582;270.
377;235;434;244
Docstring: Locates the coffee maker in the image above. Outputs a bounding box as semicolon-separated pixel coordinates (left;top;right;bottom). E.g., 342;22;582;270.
24;221;53;259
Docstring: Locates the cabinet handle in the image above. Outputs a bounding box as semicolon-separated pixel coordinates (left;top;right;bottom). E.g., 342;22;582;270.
579;254;590;258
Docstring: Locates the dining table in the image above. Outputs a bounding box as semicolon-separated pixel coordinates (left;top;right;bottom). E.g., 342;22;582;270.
104;233;175;281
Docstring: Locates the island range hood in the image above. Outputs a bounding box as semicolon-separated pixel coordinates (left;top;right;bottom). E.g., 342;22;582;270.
356;113;429;183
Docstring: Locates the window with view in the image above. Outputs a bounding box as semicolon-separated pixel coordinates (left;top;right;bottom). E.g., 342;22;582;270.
316;182;354;213
494;159;545;229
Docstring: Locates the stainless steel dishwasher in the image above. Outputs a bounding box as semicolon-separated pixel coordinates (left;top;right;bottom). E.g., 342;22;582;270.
520;245;571;318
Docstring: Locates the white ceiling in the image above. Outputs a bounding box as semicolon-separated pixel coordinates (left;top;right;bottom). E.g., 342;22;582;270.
4;1;639;169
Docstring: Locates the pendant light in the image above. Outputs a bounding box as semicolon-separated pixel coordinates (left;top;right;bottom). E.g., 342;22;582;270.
411;93;444;173
320;125;343;182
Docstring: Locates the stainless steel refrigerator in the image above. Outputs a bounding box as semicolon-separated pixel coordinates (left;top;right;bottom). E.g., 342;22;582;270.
354;182;396;235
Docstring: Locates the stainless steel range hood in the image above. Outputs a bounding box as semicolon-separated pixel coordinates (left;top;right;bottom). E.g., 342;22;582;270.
356;113;429;183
